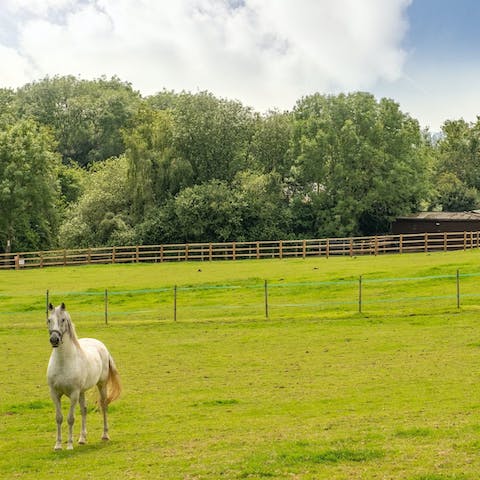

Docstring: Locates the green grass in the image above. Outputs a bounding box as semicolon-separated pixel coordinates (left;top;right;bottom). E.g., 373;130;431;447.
1;250;480;478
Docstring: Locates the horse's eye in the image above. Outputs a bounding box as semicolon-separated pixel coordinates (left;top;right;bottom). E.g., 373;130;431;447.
61;318;65;324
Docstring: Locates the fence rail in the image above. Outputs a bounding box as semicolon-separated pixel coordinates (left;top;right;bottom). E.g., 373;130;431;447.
1;231;480;270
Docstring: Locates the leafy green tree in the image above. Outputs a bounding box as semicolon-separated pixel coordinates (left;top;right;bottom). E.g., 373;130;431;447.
290;92;430;236
0;88;16;128
59;156;134;247
250;111;294;179
431;172;479;211
133;204;178;245
234;170;291;240
124;106;193;218
136;171;291;245
0;119;61;252
437;118;480;191
57;162;87;209
171;180;243;242
146;89;179;111
170;92;256;182
14;76;141;166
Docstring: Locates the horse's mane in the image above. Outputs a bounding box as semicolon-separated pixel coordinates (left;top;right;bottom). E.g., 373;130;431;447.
64;310;81;348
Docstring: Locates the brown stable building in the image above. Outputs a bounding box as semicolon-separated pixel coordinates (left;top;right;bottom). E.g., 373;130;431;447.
392;211;480;234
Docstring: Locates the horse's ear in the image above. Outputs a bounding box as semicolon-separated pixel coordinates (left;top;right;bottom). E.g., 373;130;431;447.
60;302;66;310
48;303;54;311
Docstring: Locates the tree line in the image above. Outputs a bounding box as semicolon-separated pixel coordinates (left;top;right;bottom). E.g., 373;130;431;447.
0;75;479;253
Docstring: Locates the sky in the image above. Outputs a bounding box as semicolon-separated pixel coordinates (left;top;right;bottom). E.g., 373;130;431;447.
0;0;479;132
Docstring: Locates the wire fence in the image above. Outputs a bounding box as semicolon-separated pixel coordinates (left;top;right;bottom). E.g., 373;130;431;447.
2;269;479;327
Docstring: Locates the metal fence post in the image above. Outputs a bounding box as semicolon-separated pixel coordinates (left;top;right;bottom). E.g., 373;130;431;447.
174;285;177;322
457;269;460;309
264;280;269;319
358;275;363;314
104;289;108;325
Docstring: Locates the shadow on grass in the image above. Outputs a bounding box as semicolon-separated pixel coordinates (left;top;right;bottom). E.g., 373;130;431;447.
44;440;111;459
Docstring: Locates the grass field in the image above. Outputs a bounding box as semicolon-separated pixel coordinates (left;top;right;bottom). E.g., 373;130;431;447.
2;250;480;479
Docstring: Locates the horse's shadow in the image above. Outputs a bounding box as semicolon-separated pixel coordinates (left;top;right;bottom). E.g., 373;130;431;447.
46;440;112;458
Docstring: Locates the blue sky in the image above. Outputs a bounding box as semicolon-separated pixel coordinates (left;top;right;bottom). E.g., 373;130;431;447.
0;0;479;132
376;0;480;131
406;0;480;61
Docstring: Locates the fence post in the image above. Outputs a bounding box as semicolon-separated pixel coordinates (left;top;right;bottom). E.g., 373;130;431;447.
104;289;108;325
264;280;269;319
358;275;363;314
456;269;460;309
174;285;177;321
46;289;50;318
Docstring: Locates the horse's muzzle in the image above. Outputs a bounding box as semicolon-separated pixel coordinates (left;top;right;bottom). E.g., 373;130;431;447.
49;331;62;347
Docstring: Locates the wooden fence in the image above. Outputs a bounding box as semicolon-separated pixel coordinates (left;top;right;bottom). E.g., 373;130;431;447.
1;231;479;270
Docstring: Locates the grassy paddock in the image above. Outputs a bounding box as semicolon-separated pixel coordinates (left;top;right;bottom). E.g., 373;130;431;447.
1;250;480;479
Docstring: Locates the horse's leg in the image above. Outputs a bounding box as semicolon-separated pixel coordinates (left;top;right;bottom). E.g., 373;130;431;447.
50;389;63;451
98;383;110;441
78;391;87;445
66;391;79;450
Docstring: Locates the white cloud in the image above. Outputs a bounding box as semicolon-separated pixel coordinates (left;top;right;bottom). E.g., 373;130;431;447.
2;0;411;111
0;44;33;88
4;0;75;15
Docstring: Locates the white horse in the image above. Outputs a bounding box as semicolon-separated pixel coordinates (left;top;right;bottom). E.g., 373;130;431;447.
46;303;121;450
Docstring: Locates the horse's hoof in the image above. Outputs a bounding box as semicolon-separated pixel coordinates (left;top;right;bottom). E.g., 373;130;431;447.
101;434;110;441
78;437;86;445
67;444;74;450
54;444;62;451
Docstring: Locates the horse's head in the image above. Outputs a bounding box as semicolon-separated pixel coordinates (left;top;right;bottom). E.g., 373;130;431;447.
47;303;72;348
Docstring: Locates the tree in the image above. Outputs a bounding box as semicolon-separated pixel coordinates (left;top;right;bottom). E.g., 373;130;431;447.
430;172;479;211
0;119;61;252
0;88;16;128
436;118;480;191
58;156;134;247
124;106;193;219
290;92;430;236
171;180;243;242
169;92;256;183
57;162;87;209
250;111;294;179
234;170;291;240
14;76;141;166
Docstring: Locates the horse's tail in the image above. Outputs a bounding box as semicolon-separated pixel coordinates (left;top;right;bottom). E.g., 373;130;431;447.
106;355;122;405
